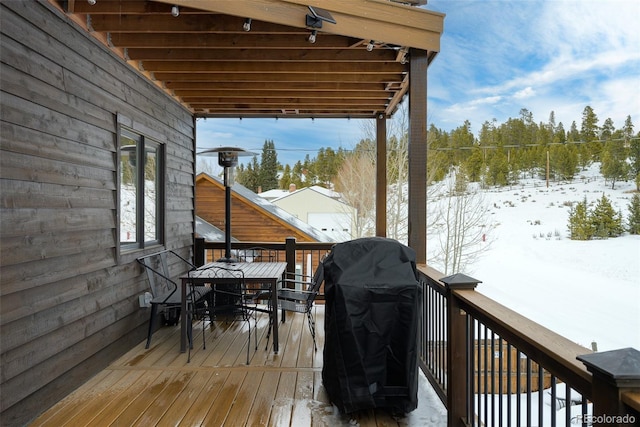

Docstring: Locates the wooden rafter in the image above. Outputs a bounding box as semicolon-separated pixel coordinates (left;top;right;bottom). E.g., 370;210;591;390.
55;0;443;118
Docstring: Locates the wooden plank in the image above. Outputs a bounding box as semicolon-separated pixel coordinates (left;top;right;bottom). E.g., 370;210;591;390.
78;369;164;425
225;370;265;425
112;370;191;425
270;371;297;426
154;370;213;425
27;369;126;427
201;370;247;425
247;370;281;426
176;370;230;425
291;371;314;425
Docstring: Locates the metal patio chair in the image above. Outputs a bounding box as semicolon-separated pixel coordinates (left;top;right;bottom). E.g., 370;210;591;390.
136;250;212;351
266;260;325;352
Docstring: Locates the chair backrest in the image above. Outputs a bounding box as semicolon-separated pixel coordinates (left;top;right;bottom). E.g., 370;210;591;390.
234;247;277;263
137;250;195;299
308;262;325;295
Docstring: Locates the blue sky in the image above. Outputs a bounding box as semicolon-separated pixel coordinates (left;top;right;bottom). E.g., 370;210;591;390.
196;0;640;168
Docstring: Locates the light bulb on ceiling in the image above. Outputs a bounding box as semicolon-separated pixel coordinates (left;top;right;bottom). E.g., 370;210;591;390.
87;0;96;5
171;5;179;17
367;41;375;52
243;18;251;32
308;30;317;44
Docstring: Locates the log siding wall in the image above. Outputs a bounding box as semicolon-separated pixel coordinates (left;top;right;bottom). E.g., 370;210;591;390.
0;2;195;425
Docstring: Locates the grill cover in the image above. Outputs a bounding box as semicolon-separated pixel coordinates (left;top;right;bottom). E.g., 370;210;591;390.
322;237;421;414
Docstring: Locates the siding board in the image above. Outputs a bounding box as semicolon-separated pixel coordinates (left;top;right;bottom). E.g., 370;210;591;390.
0;2;196;423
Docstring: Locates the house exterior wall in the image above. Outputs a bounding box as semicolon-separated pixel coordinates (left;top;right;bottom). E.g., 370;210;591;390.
0;2;195;425
196;176;317;243
273;189;356;240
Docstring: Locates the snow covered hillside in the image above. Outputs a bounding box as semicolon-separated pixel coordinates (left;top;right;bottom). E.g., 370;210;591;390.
444;164;640;352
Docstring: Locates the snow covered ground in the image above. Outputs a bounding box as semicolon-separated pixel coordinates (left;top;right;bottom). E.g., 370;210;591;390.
403;164;639;426
462;165;640;352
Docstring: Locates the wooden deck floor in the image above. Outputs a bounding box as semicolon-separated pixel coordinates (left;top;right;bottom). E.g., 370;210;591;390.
29;306;417;427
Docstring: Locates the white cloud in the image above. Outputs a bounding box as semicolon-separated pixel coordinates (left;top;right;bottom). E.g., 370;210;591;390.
513;87;535;100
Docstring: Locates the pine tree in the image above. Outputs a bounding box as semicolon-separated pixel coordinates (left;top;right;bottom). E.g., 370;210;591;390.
590;193;623;239
628;193;640;235
600;139;629;189
568;197;593;240
581;105;599;142
258;140;279;191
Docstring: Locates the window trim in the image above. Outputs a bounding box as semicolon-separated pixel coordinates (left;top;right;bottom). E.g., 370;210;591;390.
116;121;166;259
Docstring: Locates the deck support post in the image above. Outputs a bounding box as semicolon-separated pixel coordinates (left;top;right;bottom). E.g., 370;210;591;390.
578;348;640;426
407;48;427;263
376;114;387;237
441;274;481;427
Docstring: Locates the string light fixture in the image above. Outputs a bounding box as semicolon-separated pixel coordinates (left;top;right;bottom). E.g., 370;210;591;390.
171;5;179;17
87;0;96;5
308;30;317;44
243;18;252;32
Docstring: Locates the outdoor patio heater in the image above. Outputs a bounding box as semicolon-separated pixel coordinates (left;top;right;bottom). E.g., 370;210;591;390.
198;147;254;262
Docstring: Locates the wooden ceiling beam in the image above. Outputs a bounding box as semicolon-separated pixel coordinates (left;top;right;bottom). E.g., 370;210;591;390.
182;98;389;106
164;81;386;91
174;90;390;99
89;14;297;33
153;72;403;83
156;0;443;51
140;61;406;73
126;48;398;62
109;33;359;49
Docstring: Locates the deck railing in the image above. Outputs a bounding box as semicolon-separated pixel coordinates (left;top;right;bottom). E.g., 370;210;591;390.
417;265;640;427
193;238;640;426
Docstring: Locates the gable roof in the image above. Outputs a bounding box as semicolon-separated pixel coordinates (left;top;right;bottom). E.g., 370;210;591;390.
52;0;444;119
272;185;347;206
196;173;335;242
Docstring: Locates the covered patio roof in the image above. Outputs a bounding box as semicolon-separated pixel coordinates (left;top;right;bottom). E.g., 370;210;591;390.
58;0;444;119
54;0;445;261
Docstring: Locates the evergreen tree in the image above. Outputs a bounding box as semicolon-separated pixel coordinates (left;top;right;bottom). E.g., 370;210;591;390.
239;156;261;192
581;105;599;142
624;116;639;188
462;147;484;182
590;193;624;239
279;164;293;189
258;140;279;191
600;139;629;189
486;150;509;186
291;160;305;188
601;118;615;140
568;197;594;240
628;193;640;235
552;144;578;181
568;121;580;142
555;122;566;144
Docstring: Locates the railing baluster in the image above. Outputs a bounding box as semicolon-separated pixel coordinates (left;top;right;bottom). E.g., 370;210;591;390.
499;337;503;427
491;331;496;427
550;376;556;426
516;349;521;427
507;342;512;427
526;356;532;427
538;365;544;427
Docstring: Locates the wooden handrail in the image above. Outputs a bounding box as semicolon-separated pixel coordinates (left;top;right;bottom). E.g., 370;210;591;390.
454;289;593;399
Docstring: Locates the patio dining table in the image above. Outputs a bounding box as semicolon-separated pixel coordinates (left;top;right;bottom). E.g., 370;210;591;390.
179;261;288;354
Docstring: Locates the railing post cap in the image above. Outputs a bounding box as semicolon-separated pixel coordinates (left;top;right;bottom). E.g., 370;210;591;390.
577;347;640;387
440;273;482;290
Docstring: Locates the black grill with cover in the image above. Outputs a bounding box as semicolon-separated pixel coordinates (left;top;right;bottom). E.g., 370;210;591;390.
322;237;422;414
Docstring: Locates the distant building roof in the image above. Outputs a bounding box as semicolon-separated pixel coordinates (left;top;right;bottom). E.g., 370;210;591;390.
195;216;239;242
197;173;335;243
271;185;343;203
